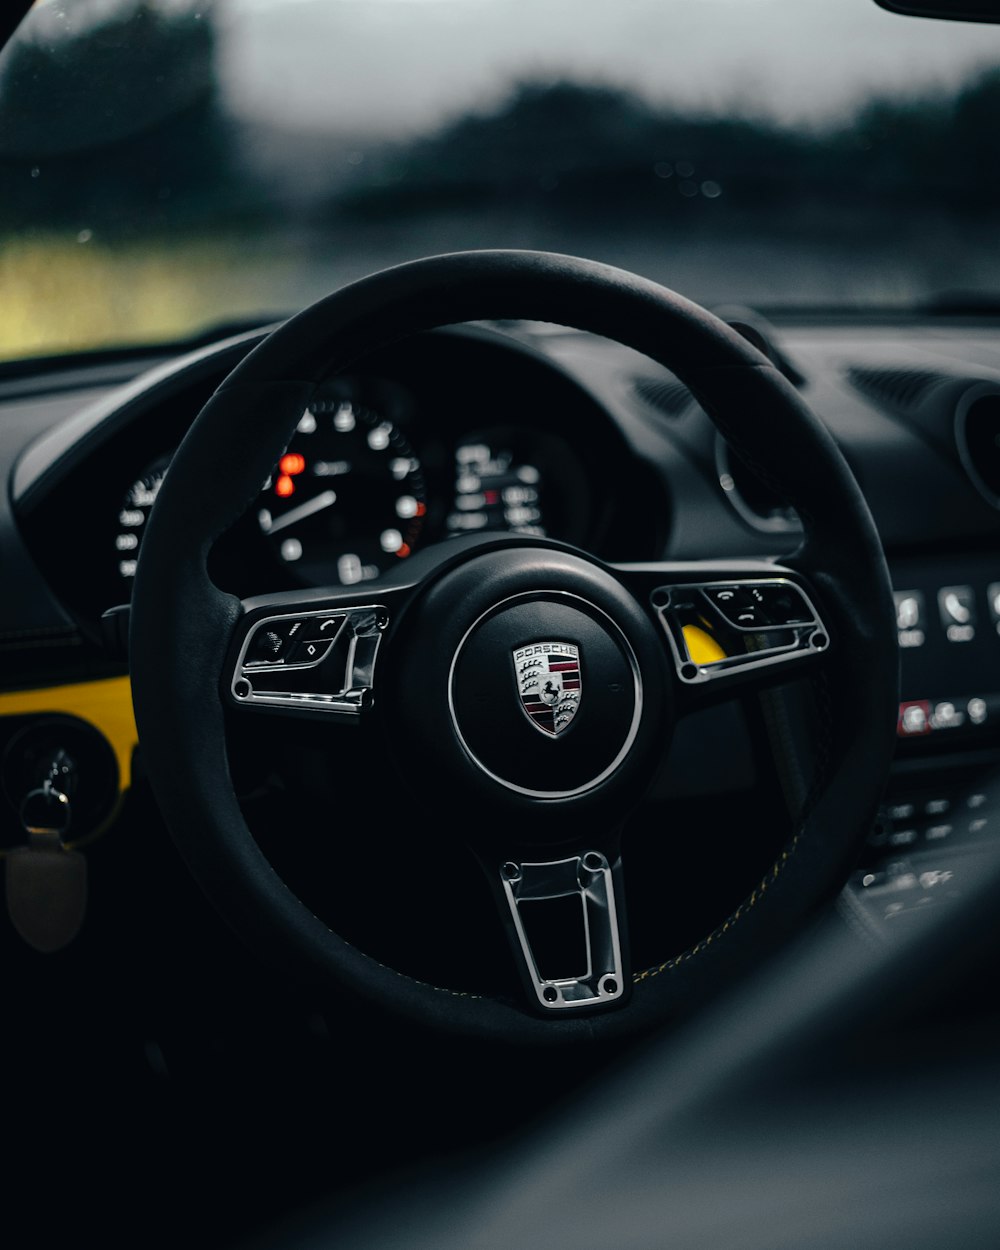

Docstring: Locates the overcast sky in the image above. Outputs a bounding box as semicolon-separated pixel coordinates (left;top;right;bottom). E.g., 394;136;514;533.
217;0;1000;135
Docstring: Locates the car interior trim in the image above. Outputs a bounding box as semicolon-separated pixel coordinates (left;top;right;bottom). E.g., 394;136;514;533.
0;674;136;847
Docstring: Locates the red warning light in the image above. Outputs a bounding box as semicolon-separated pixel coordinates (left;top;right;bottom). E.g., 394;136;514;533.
395;543;412;559
415;501;427;517
279;453;306;476
275;474;295;498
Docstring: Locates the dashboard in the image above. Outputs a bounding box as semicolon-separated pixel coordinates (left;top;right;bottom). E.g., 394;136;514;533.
3;309;1000;960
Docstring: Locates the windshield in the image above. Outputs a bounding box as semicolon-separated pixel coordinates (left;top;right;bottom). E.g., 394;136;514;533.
2;0;1000;362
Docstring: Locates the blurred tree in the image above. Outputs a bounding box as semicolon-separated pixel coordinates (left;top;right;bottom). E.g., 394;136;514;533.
949;68;1000;205
335;68;1000;225
0;0;245;235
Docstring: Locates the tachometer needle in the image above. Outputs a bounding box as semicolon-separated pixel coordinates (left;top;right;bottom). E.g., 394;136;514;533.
264;489;337;534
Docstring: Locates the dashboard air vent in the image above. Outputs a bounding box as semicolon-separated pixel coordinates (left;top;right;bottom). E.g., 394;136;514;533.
955;383;1000;509
847;366;947;414
632;376;692;419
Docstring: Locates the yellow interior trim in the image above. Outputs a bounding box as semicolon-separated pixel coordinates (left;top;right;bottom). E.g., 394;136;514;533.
682;623;728;666
0;675;137;793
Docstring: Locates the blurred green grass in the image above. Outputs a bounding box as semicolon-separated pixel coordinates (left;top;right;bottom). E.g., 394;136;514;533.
0;232;289;360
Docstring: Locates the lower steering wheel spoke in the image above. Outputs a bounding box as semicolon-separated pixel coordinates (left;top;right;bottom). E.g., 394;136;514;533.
495;846;628;1013
614;559;832;710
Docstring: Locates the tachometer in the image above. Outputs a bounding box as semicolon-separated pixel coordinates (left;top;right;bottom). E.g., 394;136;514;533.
258;396;426;586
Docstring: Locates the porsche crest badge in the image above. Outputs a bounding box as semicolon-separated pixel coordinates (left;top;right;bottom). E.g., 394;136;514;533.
513;641;582;737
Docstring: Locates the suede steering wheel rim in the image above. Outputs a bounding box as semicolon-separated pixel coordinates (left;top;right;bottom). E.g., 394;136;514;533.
129;250;899;1044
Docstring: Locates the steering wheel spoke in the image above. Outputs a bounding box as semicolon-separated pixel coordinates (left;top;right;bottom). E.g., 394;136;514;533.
224;586;409;720
614;559;831;711
495;845;628;1013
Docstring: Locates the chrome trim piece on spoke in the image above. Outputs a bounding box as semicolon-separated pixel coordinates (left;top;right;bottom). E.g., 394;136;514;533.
230;605;387;716
654;578;827;686
501;852;625;1011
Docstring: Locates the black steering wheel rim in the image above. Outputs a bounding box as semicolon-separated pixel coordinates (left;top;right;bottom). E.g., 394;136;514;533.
130;250;899;1044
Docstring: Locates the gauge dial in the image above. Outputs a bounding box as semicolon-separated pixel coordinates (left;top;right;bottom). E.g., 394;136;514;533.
259;397;426;586
448;433;545;538
115;454;171;586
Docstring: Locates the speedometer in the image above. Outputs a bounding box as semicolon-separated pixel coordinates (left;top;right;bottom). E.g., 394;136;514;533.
112;395;426;596
115;454;171;585
257;395;427;586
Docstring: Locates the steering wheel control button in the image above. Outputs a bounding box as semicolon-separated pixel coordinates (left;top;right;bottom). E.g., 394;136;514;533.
705;582;812;628
450;597;641;799
231;607;385;716
298;614;348;643
257;631;286;660
704;586;761;626
288;637;335;667
657;577;826;686
500;853;626;1012
244;618;305;665
752;584;814;626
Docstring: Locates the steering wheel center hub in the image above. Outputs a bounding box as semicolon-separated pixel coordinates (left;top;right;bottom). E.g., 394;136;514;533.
449;593;641;798
380;540;672;843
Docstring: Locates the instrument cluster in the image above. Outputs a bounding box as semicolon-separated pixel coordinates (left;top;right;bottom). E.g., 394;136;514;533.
19;324;663;625
113;366;599;599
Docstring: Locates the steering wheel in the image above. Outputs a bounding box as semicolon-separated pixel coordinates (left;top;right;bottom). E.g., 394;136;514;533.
129;251;898;1043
